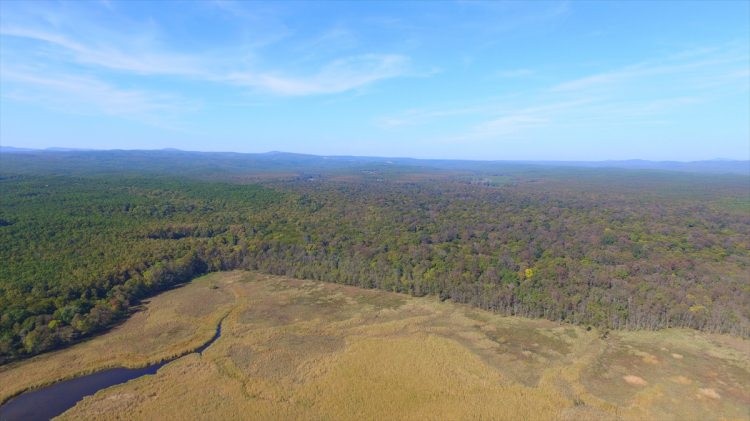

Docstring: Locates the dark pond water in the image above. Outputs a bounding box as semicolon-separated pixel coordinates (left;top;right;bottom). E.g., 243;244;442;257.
0;322;222;421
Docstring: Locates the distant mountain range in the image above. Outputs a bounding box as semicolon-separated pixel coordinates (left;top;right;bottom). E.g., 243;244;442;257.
514;159;750;175
1;147;748;175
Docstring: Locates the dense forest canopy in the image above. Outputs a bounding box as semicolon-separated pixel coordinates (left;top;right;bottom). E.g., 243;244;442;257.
1;150;748;363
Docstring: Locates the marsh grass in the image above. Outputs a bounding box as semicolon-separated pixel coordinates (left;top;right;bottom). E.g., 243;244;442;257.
2;271;748;420
0;271;237;404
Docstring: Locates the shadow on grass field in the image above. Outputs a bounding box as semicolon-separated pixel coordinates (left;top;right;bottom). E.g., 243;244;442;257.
1;271;748;420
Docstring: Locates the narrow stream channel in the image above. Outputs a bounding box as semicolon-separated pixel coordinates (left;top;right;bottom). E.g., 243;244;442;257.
0;321;223;421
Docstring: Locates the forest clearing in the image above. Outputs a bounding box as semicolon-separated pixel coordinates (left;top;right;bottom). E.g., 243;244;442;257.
2;271;747;420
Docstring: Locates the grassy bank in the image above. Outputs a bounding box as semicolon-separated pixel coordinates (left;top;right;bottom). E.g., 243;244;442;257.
2;271;748;420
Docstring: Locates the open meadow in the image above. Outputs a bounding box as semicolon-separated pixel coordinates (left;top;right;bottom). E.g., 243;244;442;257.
1;271;747;420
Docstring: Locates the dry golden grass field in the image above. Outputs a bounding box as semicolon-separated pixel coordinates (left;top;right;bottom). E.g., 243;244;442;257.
1;271;748;420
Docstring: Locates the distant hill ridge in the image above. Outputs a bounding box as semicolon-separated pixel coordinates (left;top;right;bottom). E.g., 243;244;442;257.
1;147;748;175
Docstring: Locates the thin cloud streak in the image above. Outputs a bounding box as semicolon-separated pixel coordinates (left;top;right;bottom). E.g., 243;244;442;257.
3;26;205;77
1;22;412;96
379;43;747;144
455;99;595;141
1;67;196;129
552;44;748;92
225;54;410;96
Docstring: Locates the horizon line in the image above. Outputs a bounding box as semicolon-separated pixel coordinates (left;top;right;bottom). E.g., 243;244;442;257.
0;145;747;164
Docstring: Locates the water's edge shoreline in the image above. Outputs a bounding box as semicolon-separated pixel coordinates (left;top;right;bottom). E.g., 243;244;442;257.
0;314;227;410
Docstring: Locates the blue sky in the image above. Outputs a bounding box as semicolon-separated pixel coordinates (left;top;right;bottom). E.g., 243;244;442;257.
1;1;748;160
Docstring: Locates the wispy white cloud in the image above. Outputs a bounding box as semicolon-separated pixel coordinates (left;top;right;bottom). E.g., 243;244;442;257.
454;99;595;140
210;0;255;19
207;0;293;49
2;22;411;97
293;26;358;59
377;102;496;128
379;42;748;143
454;1;570;34
0;5;412;98
552;45;748;92
225;54;409;96
1;67;196;128
471;115;548;138
1;25;204;76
